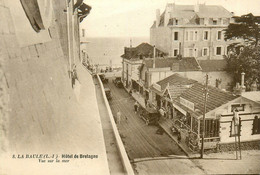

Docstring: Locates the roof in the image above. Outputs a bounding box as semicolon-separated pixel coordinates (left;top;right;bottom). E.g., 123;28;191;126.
155;4;232;27
242;91;260;103
143;57;201;71
157;73;197;90
121;43;166;60
196;5;233;18
198;59;227;72
168;85;191;99
173;82;238;117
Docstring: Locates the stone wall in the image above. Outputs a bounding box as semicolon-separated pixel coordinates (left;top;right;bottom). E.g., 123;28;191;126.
0;0;82;153
217;141;260;152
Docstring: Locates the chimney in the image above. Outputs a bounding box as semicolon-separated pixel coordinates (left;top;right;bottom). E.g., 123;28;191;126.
194;4;199;13
164;4;174;27
156;9;160;27
241;72;246;92
153;45;156;68
233;82;242;95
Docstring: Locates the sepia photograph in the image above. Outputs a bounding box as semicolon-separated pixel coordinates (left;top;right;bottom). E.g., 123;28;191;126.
0;0;260;174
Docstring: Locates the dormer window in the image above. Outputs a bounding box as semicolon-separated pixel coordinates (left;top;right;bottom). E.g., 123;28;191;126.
175;19;178;25
200;18;204;25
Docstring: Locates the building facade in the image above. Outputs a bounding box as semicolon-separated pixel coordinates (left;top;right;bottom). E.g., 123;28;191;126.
150;3;234;60
139;57;201;101
121;43;166;90
158;80;260;151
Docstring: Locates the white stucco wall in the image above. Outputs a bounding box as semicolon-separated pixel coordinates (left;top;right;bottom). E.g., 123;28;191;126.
217;98;260;143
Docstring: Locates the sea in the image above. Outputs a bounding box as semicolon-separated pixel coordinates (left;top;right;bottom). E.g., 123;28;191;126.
84;37;149;68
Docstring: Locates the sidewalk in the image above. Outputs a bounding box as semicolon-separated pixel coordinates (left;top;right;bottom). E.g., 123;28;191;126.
158;119;199;158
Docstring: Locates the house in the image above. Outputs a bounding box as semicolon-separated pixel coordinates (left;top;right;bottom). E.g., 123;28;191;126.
158;81;260;152
121;43;166;90
197;59;233;90
150;3;235;60
138;56;201;101
150;73;197;112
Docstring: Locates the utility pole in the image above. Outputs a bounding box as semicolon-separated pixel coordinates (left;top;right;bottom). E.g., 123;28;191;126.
201;74;209;159
238;117;242;159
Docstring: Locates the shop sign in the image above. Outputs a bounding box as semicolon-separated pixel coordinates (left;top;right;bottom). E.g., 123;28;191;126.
180;97;194;111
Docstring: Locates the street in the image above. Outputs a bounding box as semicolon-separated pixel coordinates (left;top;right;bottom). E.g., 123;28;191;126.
105;78;185;160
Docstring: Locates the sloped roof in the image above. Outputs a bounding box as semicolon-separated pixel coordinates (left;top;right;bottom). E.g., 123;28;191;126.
143;57;201;71
242;91;260;103
198;59;227;72
168;85;191;99
196;5;233;18
156;4;232;27
157;73;197;90
121;43;166;60
173;82;238;117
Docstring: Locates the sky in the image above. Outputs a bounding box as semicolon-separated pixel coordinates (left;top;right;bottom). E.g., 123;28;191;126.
81;0;260;38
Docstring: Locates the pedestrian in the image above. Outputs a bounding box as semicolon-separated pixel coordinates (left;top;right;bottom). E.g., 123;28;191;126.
71;64;78;88
134;101;138;114
117;110;121;124
177;130;181;143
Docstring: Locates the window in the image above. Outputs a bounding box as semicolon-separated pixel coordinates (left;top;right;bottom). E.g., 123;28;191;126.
231;104;245;112
186;31;198;41
217;31;222;40
184;48;197;57
202;47;209;56
194;48;198;57
188;48;193;57
216;46;222;55
203;31;209;40
173;49;179;57
189;31;193;41
175;19;178;25
194;31;198;41
174;32;178;41
252;116;260;135
213;20;217;25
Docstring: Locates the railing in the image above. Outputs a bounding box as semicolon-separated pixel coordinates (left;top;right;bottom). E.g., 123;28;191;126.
97;74;135;175
175;119;191;131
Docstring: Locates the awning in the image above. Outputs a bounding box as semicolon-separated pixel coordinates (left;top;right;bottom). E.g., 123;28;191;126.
172;103;187;116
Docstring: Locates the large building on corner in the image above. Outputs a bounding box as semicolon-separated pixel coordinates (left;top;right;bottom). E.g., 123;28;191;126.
150;3;234;60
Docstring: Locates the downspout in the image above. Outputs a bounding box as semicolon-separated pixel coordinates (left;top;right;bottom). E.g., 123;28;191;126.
72;0;76;64
182;27;185;56
66;0;72;76
153;45;156;68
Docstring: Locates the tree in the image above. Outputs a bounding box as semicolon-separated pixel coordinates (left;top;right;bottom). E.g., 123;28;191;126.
225;45;260;90
224;13;260;47
224;13;260;90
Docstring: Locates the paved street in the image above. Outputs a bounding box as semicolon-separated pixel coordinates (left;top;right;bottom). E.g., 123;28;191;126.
105;78;185;160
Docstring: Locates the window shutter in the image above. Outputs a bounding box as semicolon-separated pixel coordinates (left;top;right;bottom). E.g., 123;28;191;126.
184;48;188;57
